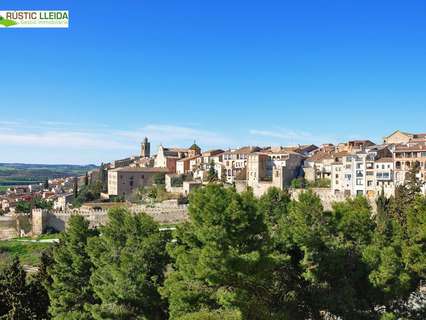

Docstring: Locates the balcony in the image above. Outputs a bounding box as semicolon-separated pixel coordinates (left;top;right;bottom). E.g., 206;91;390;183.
376;171;393;181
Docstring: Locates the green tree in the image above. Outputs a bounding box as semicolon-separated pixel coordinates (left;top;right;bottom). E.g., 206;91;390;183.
290;177;305;189
27;247;54;319
279;192;381;319
84;172;89;186
47;215;97;319
376;188;391;233
0;257;35;319
87;208;170;319
98;163;107;192
73;177;79;199
207;161;218;182
153;172;166;186
15;200;31;213
258;187;291;229
162;185;276;319
44;179;50;190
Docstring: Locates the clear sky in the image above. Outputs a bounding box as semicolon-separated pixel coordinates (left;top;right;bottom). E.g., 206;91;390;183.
1;0;426;164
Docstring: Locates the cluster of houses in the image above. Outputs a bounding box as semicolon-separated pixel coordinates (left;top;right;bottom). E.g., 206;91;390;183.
0;177;76;214
2;130;424;214
103;130;426;199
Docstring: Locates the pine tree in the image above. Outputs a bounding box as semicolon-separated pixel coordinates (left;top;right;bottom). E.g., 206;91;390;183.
99;163;107;192
73;177;79;199
0;257;34;319
47;215;97;319
87;208;170;319
44;179;49;190
162;185;276;319
27;247;54;319
376;188;391;234
84;172;89;186
207;161;217;182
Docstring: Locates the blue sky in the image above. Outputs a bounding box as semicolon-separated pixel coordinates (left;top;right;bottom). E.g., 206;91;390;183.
1;1;426;164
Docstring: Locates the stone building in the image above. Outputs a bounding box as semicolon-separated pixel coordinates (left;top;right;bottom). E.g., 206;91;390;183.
108;167;169;197
154;143;201;172
246;149;304;197
384;130;426;144
140;137;151;158
392;141;426;190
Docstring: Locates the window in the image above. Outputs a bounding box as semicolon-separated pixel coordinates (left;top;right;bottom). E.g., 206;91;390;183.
356;178;363;185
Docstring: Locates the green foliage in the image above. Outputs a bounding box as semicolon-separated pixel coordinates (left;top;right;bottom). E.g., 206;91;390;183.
207;161;218;182
0;257;40;318
73;181;103;207
163;185;277;319
16;196;53;213
171;175;185;187
135;185;177;203
258;187;291;228
0;240;52;267
1;183;426;319
290;177;305;188
16;199;31;213
154;172;166;185
27;247;54;319
87;208;170;319
306;178;331;188
47;215;98;319
178;309;242;320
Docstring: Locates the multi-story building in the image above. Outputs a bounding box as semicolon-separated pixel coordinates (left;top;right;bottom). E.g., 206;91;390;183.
373;158;395;197
222;146;261;183
154;143;201;172
303;151;334;182
331;146;394;198
108;167;170;197
392;141;426;191
246;149;304;197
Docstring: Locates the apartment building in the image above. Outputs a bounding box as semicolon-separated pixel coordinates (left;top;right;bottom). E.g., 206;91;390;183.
331;146;394;198
222;146;261;183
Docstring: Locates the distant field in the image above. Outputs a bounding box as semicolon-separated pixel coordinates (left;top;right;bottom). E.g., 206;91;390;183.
0;163;98;187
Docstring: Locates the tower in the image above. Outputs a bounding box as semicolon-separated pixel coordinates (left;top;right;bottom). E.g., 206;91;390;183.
141;137;150;158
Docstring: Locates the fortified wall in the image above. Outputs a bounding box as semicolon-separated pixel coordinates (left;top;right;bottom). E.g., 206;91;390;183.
31;201;189;236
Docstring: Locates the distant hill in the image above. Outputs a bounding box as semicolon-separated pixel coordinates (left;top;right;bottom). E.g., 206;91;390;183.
0;163;98;186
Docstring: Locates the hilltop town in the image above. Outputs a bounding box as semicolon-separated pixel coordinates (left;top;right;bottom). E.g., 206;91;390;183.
1;130;425;216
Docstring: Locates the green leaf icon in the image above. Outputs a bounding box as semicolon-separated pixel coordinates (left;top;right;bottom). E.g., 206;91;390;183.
0;15;17;27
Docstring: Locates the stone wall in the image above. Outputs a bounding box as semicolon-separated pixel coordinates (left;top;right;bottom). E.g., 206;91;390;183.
0;216;18;239
290;188;377;212
32;202;189;235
